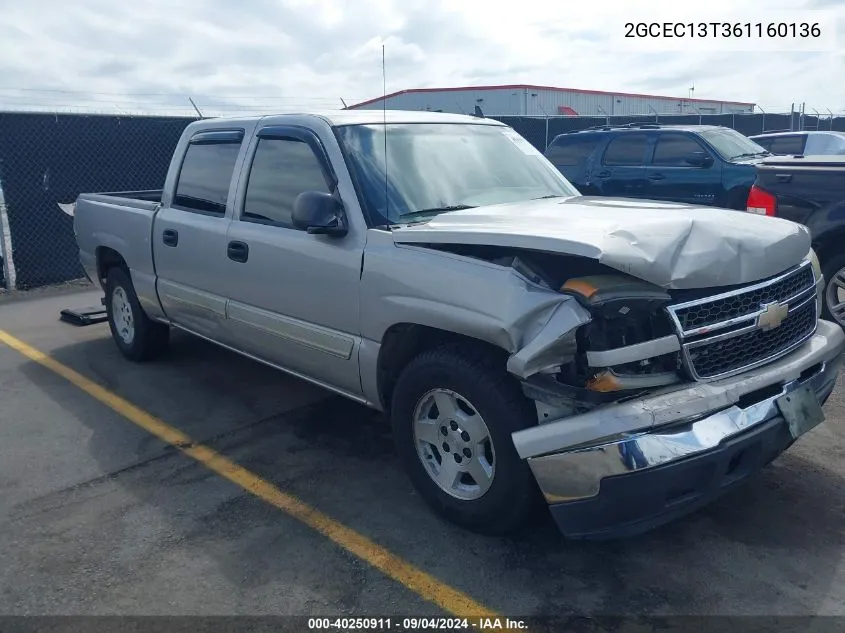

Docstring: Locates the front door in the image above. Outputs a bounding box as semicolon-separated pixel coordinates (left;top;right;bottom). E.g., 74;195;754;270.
221;125;365;398
643;132;721;206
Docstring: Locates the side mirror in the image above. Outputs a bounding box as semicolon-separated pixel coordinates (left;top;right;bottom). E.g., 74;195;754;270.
685;151;714;167
292;191;347;236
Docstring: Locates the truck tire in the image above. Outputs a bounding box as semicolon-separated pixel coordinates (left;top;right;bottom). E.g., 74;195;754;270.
390;342;541;535
105;267;170;362
822;252;845;328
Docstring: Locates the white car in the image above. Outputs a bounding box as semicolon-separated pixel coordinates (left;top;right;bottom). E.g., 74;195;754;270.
749;130;845;156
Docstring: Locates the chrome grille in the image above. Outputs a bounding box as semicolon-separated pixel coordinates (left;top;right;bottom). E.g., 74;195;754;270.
667;261;818;381
673;265;815;331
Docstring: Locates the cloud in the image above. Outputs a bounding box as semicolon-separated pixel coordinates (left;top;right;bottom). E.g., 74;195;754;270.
0;0;842;115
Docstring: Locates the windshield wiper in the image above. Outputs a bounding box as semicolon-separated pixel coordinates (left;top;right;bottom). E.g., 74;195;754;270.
397;205;476;223
531;194;565;200
730;151;770;160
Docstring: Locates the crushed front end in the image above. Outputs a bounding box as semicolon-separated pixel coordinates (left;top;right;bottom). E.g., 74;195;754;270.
511;252;845;539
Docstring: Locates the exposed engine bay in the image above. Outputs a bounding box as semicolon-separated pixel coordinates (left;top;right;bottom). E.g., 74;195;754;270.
422;243;690;413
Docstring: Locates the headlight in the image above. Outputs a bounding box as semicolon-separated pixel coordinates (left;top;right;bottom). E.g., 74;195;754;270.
809;248;822;281
807;248;823;316
561;274;682;392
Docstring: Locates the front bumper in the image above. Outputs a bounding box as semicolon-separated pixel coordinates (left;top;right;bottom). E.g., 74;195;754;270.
512;319;845;539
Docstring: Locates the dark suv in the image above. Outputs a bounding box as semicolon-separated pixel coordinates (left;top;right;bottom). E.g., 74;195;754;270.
544;124;771;210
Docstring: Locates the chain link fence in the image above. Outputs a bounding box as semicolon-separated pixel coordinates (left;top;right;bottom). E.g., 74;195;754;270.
0;112;195;290
1;109;844;291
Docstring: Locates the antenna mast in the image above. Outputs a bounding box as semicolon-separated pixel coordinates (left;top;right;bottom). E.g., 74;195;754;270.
382;43;388;218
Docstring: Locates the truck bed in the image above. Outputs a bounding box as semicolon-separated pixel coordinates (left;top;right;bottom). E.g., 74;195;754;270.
74;190;161;307
754;155;845;228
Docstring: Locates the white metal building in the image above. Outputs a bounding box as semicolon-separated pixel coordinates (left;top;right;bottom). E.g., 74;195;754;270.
347;84;755;117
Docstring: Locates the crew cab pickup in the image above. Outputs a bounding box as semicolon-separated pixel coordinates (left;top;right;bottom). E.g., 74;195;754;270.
73;111;845;540
747;155;845;330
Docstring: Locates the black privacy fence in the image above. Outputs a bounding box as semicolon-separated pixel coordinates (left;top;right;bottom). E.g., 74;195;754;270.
0;112;196;290
1;110;844;290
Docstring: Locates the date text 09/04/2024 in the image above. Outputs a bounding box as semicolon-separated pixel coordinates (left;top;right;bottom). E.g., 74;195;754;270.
624;22;821;38
307;618;528;631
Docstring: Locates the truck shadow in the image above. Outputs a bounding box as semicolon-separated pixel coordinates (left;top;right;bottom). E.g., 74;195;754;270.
11;329;845;616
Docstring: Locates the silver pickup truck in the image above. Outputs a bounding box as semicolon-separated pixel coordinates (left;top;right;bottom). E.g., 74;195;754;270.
74;111;845;539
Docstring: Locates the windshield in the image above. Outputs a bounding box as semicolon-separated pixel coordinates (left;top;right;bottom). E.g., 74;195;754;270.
699;128;770;161
335;123;580;225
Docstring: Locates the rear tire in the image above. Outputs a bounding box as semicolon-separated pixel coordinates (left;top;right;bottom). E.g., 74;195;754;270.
821;252;845;328
390;342;542;535
105;267;170;362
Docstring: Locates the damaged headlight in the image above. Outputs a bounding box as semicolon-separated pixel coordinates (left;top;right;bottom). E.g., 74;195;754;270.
560;274;683;393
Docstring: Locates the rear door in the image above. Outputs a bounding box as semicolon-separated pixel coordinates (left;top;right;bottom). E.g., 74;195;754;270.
590;133;649;198
221;125;366;398
644;132;722;205
152;129;246;341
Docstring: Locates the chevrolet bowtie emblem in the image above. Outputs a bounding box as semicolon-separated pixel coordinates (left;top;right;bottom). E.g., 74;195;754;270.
758;301;789;331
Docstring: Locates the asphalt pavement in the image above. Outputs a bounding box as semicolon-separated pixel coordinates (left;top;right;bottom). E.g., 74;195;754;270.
1;287;844;617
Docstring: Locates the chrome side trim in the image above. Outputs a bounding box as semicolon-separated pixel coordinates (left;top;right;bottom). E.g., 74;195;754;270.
226;300;355;360
168;323;373;406
586;334;680;368
526;353;842;502
157;279;227;317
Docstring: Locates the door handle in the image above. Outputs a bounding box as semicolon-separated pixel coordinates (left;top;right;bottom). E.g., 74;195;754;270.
227;240;249;263
162;229;178;247
596;170;611;178
648;173;666;180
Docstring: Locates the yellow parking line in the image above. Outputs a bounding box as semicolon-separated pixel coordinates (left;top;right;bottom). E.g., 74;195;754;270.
0;329;498;618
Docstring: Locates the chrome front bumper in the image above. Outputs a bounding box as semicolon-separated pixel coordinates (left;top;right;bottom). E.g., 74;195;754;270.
513;319;845;507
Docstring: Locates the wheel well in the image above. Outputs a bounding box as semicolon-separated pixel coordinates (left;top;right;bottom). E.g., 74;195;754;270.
376;324;507;411
96;247;129;286
726;186;750;209
813;228;845;268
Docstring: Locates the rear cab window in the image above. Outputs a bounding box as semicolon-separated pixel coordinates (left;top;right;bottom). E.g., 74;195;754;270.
767;135;806;155
602;134;649;166
173;130;244;215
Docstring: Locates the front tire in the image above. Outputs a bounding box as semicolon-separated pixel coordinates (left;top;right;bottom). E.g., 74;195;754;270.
822;252;845;328
391;342;541;535
105;267;170;362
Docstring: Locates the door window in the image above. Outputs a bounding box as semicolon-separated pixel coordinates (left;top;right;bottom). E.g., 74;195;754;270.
545;136;601;166
173;140;243;215
602;134;649;166
652;134;709;166
242;138;332;229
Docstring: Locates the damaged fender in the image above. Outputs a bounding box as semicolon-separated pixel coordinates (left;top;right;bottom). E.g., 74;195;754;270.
507;298;591;379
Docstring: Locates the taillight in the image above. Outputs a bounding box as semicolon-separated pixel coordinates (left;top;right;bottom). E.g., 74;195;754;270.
746;185;777;216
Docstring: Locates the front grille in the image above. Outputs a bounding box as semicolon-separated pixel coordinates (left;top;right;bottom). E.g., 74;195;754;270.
667;261;819;381
674;265;815;332
687;299;817;379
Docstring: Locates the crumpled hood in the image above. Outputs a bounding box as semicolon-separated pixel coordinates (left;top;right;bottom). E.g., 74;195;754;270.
391;196;811;290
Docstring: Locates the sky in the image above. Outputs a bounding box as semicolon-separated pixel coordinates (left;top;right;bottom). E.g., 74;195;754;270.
0;0;842;117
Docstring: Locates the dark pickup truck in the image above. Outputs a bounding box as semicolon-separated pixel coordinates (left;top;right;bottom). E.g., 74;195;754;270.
747;155;845;328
